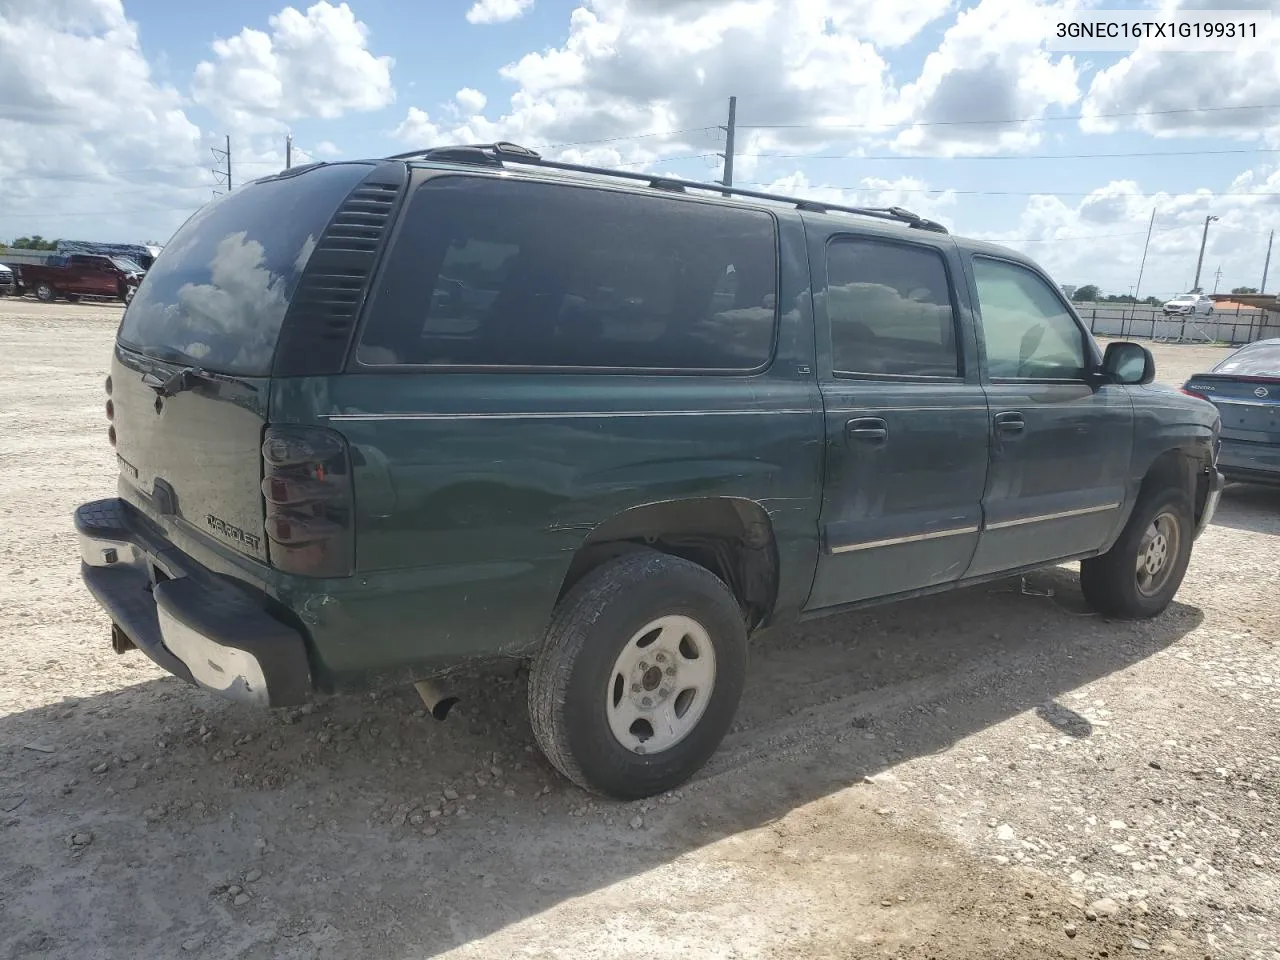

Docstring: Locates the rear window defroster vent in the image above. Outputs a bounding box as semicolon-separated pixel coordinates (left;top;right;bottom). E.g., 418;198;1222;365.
273;164;407;377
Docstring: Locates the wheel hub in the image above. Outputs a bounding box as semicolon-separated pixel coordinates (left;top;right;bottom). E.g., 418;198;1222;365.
1135;510;1181;597
607;615;717;756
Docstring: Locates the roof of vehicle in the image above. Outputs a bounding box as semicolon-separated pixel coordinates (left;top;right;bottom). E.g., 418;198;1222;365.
376;141;1044;272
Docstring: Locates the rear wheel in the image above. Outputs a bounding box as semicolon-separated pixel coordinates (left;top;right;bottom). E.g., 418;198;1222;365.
529;550;747;799
1080;485;1193;619
34;282;55;303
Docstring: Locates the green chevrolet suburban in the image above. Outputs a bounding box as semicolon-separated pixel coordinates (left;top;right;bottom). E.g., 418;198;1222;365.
77;143;1224;799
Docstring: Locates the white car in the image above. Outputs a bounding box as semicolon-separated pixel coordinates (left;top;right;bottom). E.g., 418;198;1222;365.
0;262;15;296
1163;293;1214;316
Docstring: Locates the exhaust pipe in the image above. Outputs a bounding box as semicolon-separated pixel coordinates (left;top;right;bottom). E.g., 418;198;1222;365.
413;679;459;721
111;624;136;654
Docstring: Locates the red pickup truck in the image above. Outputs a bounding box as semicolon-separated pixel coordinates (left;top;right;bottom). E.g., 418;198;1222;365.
18;254;144;304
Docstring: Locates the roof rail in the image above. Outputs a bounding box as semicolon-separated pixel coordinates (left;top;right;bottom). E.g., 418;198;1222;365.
387;141;949;234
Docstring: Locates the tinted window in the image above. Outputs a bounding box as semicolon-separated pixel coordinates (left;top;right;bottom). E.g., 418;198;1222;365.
118;163;371;376
356;176;778;370
826;238;959;377
1213;342;1280;377
973;257;1086;379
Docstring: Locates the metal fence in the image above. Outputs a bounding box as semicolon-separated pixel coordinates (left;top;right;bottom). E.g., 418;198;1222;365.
1076;303;1280;345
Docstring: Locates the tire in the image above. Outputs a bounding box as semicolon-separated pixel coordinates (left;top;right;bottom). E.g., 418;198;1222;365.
529;550;747;800
1080;484;1193;619
35;282;55;303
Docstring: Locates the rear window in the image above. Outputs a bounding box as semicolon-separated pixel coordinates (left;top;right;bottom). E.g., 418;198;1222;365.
118;163;371;376
356;175;778;371
1214;343;1280;377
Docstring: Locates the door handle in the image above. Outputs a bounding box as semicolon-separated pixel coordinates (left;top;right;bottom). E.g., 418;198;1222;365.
846;417;888;444
993;411;1025;436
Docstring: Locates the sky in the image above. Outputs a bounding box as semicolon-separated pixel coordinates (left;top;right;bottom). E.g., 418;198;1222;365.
2;0;1279;299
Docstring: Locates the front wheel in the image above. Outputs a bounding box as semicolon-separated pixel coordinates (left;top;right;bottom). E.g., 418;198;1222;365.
1080;486;1193;619
529;550;747;800
34;282;55;303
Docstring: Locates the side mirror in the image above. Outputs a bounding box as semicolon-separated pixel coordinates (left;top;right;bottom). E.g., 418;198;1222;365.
1101;341;1155;385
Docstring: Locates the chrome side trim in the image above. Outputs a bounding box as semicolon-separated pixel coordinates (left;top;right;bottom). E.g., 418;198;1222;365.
984;502;1121;531
823;405;989;414
829;524;980;554
327;408;817;422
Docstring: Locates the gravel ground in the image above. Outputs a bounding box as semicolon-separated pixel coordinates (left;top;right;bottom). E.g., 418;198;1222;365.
1;298;1277;960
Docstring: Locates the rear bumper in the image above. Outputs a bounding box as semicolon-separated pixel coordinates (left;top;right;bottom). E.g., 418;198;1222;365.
75;498;311;707
1218;438;1280;487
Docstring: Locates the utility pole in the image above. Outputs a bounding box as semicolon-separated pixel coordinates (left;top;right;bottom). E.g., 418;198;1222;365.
718;96;737;196
1192;214;1218;292
286;133;293;170
211;135;232;195
1126;206;1156;335
1262;230;1273;294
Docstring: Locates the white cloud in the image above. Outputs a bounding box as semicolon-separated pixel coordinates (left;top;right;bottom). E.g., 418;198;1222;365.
313;140;341;157
456;87;488;113
1080;0;1280;142
892;0;1081;155
192;1;394;133
0;0;206;242
974;168;1280;297
757;171;959;230
466;0;535;24
393;107;445;147
397;0;906;165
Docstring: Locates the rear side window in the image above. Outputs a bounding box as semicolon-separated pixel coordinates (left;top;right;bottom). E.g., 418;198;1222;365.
356;176;778;371
118;163;371;376
825;238;960;378
1214;343;1280;377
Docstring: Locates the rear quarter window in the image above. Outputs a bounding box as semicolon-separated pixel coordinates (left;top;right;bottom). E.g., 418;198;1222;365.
118;163;371;376
355;175;779;371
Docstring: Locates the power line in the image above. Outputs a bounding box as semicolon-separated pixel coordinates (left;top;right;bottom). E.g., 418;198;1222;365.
737;180;1280;199
733;147;1280;162
739;101;1280;131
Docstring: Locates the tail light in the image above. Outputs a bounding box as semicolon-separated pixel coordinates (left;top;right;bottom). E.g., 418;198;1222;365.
1181;386;1207;400
261;425;354;577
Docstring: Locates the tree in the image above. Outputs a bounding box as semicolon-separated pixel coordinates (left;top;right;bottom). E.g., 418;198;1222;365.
1231;286;1258;295
1072;284;1101;302
10;235;58;250
1142;296;1162;306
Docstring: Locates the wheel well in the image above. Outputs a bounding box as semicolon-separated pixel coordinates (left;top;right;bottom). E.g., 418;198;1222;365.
1141;448;1211;518
557;498;779;630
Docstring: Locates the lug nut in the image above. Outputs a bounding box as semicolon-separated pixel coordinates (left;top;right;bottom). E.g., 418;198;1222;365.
655;653;666;663
642;697;652;707
638;661;648;671
665;667;676;676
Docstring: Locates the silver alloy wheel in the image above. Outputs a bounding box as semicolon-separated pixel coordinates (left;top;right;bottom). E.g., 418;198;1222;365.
1136;510;1180;597
606;614;717;755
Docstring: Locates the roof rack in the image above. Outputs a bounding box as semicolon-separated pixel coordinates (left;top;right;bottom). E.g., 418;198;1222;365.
386;141;949;234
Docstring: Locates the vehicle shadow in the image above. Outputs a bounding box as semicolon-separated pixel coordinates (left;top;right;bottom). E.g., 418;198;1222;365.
1211;482;1280;537
0;565;1202;960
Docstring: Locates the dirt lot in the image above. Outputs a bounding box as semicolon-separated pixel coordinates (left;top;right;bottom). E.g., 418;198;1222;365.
2;298;1278;960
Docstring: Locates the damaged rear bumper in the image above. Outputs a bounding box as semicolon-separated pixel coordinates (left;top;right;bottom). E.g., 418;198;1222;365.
75;498;311;707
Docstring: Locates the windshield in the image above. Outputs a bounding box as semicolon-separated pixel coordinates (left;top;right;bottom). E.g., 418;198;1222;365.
1213;343;1280;378
110;257;144;273
118;162;371;376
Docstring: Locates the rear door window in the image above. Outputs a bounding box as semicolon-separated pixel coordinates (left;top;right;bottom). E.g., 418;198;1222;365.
118;162;372;376
356;176;779;371
825;238;961;378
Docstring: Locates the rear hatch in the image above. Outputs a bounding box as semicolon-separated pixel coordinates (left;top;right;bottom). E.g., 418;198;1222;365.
1184;374;1280;444
110;162;375;563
